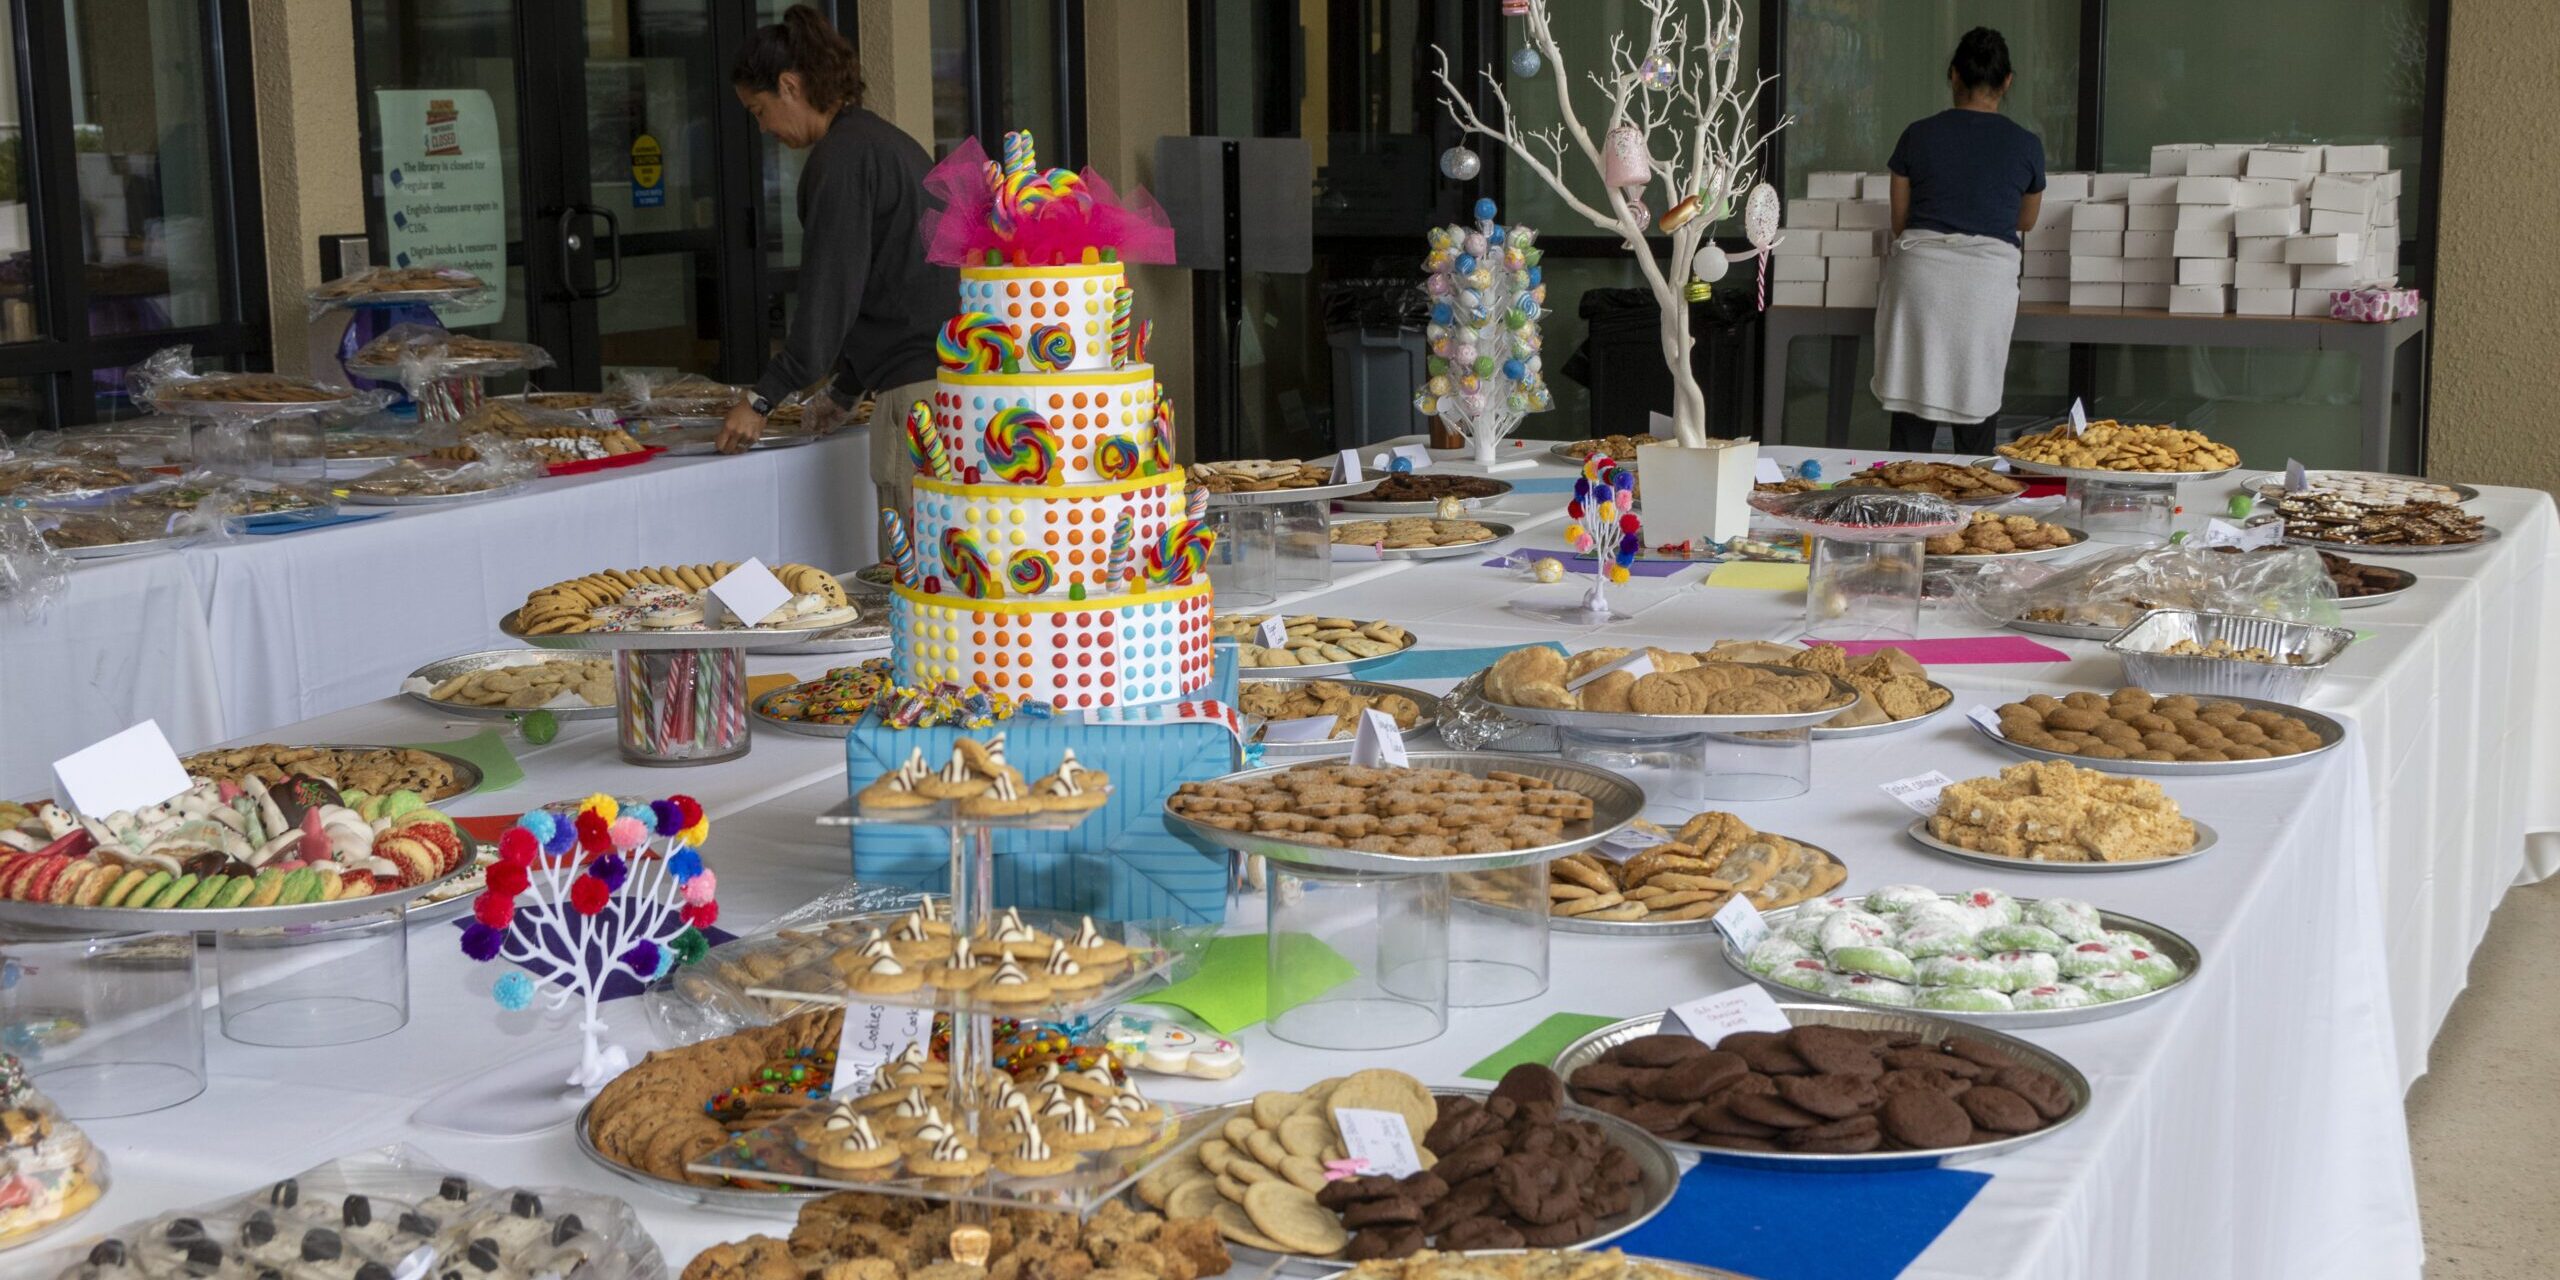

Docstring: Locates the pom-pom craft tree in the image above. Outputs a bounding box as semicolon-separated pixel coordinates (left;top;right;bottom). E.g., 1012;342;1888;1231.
1413;198;1554;465
1432;0;1789;445
458;793;717;1090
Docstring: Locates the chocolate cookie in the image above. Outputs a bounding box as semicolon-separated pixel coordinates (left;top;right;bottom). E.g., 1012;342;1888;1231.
1957;1085;2042;1134
1880;1089;1974;1149
1776;1072;1881;1120
1946;1038;2019;1072
1316;1175;1403;1210
1990;1065;2075;1121
1881;1048;1980;1079
1396;1170;1449;1204
1618;1099;1698;1136
1491;1063;1565;1108
1434;1134;1508;1185
1437;1216;1526;1250
1610;1034;1714;1068
1691;1100;1781;1139
1343;1225;1427;1261
1644;1051;1748;1102
1492;1153;1587;1226
1518;1214;1598;1247
1694;1133;1780;1152
1784;1114;1883;1154
1788;1025;1885;1078
1424;1103;1503;1152
1342;1197;1422;1228
1722;1033;1812;1076
1727;1092;1824;1130
1567;1064;1649;1096
1420;1183;1498;1235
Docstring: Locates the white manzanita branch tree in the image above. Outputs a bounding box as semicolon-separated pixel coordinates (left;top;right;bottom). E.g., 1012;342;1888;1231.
1432;0;1790;446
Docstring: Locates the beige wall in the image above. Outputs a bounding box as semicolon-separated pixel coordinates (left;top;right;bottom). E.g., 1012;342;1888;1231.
247;0;365;376
860;2;937;152
1085;0;1196;454
2430;0;2560;492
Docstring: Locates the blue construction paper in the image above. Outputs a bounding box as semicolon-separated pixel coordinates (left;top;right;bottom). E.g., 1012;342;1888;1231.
1504;475;1580;494
239;512;387;535
1612;1162;1989;1280
1352;641;1569;682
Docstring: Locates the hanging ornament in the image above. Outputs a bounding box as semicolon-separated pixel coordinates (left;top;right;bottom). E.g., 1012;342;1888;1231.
1693;243;1731;283
1438;146;1482;181
1510;47;1543;77
1501;0;1530;14
1741;183;1783;250
1602;125;1651;188
1685;279;1713;303
1639;56;1678;89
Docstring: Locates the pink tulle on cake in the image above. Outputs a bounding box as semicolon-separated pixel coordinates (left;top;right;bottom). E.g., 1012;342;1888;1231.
921;135;1178;268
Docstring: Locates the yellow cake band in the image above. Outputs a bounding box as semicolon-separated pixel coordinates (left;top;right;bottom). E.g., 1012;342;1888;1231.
893;579;1213;615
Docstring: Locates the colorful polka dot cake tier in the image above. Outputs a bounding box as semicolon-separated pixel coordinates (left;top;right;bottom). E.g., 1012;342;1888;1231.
888;582;1216;709
932;367;1167;486
910;472;1186;596
958;264;1126;373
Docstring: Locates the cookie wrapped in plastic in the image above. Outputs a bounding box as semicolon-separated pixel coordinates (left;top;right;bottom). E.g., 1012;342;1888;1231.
1748;488;1970;542
1958;542;2344;633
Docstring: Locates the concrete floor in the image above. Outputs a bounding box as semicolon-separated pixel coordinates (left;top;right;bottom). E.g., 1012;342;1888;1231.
2406;877;2560;1276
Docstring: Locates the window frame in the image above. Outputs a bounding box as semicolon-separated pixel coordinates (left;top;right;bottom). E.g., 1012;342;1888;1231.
0;0;270;427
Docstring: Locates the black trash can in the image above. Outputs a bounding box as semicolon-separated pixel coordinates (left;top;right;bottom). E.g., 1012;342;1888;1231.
1322;277;1432;447
1562;286;1762;438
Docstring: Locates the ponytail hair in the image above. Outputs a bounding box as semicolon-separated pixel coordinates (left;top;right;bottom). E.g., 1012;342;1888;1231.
732;4;863;111
1949;27;2013;93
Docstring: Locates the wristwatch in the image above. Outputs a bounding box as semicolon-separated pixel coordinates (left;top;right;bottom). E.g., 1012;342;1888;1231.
747;393;773;415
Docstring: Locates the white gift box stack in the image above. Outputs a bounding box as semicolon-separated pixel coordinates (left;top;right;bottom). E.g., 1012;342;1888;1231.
2063;142;2401;316
1771;170;1894;308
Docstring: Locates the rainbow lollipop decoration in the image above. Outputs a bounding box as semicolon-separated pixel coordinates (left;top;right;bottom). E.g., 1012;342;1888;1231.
880;511;919;587
1006;549;1059;595
1093;434;1141;481
1142;395;1176;474
1103;513;1137;587
941;528;999;599
1145;519;1215;587
902;402;954;481
939;312;1023;373
982;405;1060;485
1027;322;1076;373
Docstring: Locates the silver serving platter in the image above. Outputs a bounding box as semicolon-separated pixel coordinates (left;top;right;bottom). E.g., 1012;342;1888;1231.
1548;440;1648;468
1166;751;1644;875
1550;839;1845;938
1923;526;2090;562
1552;1007;2091;1170
1718;896;2201;1028
1240;677;1443;756
340;483;524;507
1488;665;1862;734
404;850;496;925
575;1098;817;1212
323;285;484;307
1810;684;1954;741
344;355;540;379
1331;519;1517;561
746;616;891;656
402;648;616;721
500;590;863;651
55;532;196;561
1219;618;1422;679
1202;474;1382;507
2246;471;2479;506
1906;815;2218;872
0;848;478;932
2004;615;2132;643
1996;456;2237;485
1968;694;2346;776
2284;524;2501;556
1160;1087;1679;1268
749;686;871;739
1334;479;1517;514
2334;566;2418;608
154;395;355;417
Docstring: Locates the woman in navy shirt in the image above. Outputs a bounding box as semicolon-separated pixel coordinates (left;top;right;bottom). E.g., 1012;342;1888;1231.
1869;28;2046;455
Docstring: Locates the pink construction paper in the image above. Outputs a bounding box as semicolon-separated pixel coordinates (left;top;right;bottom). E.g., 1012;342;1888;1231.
1824;636;2072;664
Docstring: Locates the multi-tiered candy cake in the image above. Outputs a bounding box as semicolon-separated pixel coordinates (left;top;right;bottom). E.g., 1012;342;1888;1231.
880;131;1211;710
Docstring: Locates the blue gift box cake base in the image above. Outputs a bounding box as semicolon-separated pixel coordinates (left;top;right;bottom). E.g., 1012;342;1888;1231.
842;647;1243;926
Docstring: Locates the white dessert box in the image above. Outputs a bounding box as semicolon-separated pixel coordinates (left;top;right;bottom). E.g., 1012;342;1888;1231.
2178;258;2237;287
1806;171;1862;199
1823;278;1879;308
2171;228;2232;258
2235;260;2297;290
2070;230;2125;257
2122;257;2176;285
2069;255;2125;283
1786;199;1840;229
2071;202;2128;231
2123;230;2174;259
2070;282;2126;308
1821;229;1880;257
2125;283;2172;309
1772;281;1825;307
1772;256;1828;283
1837;201;1892;231
2168;284;2228;314
2236;206;2302;238
2129;204;2180;232
2285;234;2361;265
2235;288;2295;317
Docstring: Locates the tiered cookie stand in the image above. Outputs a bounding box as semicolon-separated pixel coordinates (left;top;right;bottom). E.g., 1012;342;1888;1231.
2006;460;2237;547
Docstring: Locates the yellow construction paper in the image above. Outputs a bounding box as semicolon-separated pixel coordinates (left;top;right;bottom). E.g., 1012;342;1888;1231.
1704;562;1810;590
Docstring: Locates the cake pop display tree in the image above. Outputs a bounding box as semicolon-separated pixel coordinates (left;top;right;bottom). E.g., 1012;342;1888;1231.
1511;454;1644;624
1412;198;1553;469
1432;0;1790;445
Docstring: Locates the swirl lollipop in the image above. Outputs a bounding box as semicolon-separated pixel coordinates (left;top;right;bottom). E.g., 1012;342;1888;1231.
1006;549;1058;595
938;312;1023;373
903;402;953;480
982;405;1060;485
1027;322;1076;372
940;528;998;599
1093;434;1141;481
879;510;918;586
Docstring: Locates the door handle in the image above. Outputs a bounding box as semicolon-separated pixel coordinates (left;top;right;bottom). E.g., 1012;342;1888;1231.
551;205;624;300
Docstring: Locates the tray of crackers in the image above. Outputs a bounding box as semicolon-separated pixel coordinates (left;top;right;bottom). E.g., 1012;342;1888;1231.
1214;614;1419;676
177;743;479;802
1165;753;1644;876
739;902;1172;1021
1546;811;1844;935
502;562;858;645
1192;460;1380;505
402;650;615;720
1554;1006;2089;1169
1480;649;1859;732
1240;678;1439;756
1974;688;2344;776
1331;516;1513;559
1335;474;1515;514
1139;1070;1677;1264
1726;888;2199;1027
1992;421;2239;482
1921;513;2086;560
1911;760;2216;871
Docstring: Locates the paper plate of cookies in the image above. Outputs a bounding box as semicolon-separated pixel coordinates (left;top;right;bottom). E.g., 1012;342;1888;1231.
1971;689;2347;777
1545;812;1846;936
1240;678;1441;757
1214;614;1421;677
1720;889;2201;1028
1165;753;1646;876
1133;1070;1678;1266
1479;650;1860;733
1553;1007;2091;1170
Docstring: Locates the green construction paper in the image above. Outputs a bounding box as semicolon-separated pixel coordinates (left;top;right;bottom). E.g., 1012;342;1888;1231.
1462;1012;1619;1082
397;728;525;795
1143;934;1356;1035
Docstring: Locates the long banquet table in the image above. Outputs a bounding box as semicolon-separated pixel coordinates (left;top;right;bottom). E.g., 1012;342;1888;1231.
55;444;2559;1280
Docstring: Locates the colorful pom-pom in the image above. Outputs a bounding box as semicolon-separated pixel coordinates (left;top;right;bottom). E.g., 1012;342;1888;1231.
541;819;577;855
492;971;537;1011
570;876;610;915
472;893;515;929
682;870;717;906
682;900;721;929
608;816;649;852
669;848;705;882
671;927;710;964
460;922;505;961
496;828;538;867
680;820;709;848
580;793;619;823
649;799;683;836
589;854;630;893
573;810;611;853
671;795;704;827
515;810;558;843
487;861;530;897
620;941;663;979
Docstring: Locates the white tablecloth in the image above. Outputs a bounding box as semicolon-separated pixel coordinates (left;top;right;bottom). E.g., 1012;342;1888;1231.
0;433;876;798
48;445;2560;1280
